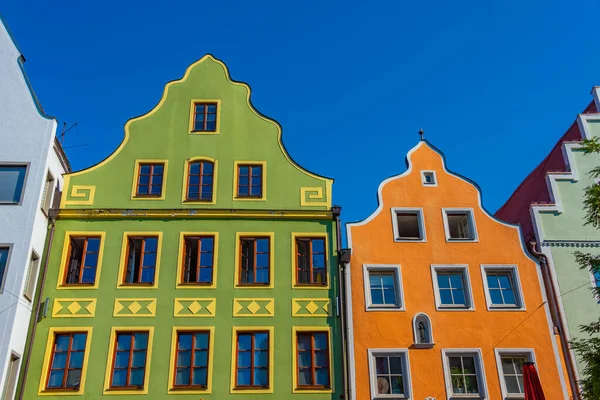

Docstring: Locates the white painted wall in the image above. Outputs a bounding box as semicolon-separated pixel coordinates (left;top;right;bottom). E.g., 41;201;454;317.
0;17;68;399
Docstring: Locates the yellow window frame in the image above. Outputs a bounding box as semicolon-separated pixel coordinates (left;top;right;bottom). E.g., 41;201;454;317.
291;232;330;289
189;99;221;135
130;159;169;200
116;232;163;289
167;326;215;394
176;232;219;289
229;326;274;394
232;161;267;201
38;326;93;396
233;232;275;289
292;326;334;393
181;157;218;205
56;232;106;290
103;326;154;395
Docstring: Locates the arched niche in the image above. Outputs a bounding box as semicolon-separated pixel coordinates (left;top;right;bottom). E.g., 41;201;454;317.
412;313;434;348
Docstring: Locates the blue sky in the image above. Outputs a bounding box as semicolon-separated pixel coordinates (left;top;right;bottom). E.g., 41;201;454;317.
2;0;600;235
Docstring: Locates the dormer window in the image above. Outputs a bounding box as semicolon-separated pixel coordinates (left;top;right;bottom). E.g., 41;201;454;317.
443;209;477;241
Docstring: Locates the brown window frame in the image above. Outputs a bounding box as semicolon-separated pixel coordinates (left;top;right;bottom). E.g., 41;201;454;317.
64;236;101;285
181;236;215;285
296;331;330;389
45;332;87;390
173;330;210;389
234;331;269;389
135;163;164;197
186;161;214;201
192;102;218;132
295;237;327;286
238;237;270;286
123;236;158;285
236;164;263;198
110;331;149;389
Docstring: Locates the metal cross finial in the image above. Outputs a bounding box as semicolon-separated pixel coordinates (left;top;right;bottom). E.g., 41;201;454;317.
418;128;424;141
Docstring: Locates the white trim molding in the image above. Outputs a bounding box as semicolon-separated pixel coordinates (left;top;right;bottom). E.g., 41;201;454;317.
493;348;535;400
431;265;475;311
441;348;488;400
363;264;405;311
442;208;479;242
421;170;438;187
390;208;426;243
480;265;526;311
367;348;412;400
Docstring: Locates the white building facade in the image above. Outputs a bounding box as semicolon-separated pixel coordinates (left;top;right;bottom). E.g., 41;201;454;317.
0;15;70;399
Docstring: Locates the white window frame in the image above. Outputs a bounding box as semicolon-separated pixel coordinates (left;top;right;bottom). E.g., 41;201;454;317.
0;244;13;293
412;312;434;348
494;348;535;399
0;163;30;205
421;170;438;187
40;171;55;215
480;265;526;311
442;208;478;242
363;264;405;311
441;349;488;400
391;208;426;243
23;250;40;301
367;348;412;399
431;265;474;311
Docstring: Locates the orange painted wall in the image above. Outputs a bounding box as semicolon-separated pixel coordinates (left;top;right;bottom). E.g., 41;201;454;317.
347;142;568;399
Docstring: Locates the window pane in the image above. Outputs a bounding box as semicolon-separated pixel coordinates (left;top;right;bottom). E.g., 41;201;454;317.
69;352;84;368
315;368;329;386
298;352;311;367
193;350;208;367
371;288;384;304
462;357;476;374
144;238;157;252
0;166;27;203
390;375;404;394
237;352;251;367
502;289;517;305
86;238;100;253
66;370;81;387
389;356;402;374
254;351;268;367
377;376;390;394
72;333;87;351
192;368;207;385
297;334;310;350
199;268;212;283
83;252;98;267
142;253;156;267
254;369;268;385
437;274;450;289
490;289;504;305
116;334;131;351
505;375;522;394
141;268;154;283
255;333;269;349
449;274;464;289
498;274;512;289
132;351;146;367
487;275;500;289
237;369;251;386
238;334;252;351
453;289;466;305
449;357;462;372
177;351;191;367
130;368;145;386
48;371;64;388
51;353;67;369
134;333;148;350
178;334;192;350
369;273;382;288
114;352;130;368
315;351;328;367
501;357;517;374
375;357;389;374
439;289;453;305
383;288;397;305
464;374;479;393
298;370;311;385
112;370;127;387
175;368;189;385
55;335;71;352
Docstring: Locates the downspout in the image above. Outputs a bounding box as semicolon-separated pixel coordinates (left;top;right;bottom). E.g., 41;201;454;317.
16;211;56;400
333;206;349;400
529;241;581;400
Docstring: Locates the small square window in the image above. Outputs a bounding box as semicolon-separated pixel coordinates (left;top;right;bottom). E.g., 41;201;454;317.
431;265;473;310
443;209;477;241
481;265;525;310
442;350;487;398
368;349;411;399
495;349;534;398
363;264;404;310
421;171;437;186
0;164;28;204
391;208;425;242
192;102;218;132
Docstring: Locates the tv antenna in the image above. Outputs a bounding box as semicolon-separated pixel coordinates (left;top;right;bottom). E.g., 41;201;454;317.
59;121;78;144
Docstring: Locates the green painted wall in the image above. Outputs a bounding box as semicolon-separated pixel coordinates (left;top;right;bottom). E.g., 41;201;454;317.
537;120;600;374
22;55;342;399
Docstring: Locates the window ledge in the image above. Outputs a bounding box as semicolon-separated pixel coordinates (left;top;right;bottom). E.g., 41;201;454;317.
366;305;404;312
394;237;426;243
412;343;434;349
488;305;525;311
436;306;474;311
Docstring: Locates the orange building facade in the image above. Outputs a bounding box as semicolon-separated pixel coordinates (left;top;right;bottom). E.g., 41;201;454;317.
344;140;569;400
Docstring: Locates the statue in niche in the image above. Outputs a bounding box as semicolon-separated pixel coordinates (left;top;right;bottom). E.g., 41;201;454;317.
418;321;429;343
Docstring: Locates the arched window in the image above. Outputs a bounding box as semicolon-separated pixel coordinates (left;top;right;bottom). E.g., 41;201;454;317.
187;160;214;201
413;313;434;348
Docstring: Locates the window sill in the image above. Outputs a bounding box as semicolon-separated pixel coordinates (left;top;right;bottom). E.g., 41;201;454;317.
235;283;272;288
133;195;162;199
183;199;213;203
60;283;95;287
366;305;404;312
294;283;329;288
178;282;214;286
190;130;219;134
446;238;478;243
234;196;265;200
488;304;525;311
394;237;426;243
448;394;484;399
412;342;434;349
436;306;474;311
170;385;208;391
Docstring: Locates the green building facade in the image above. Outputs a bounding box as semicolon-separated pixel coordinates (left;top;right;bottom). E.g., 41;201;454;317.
21;55;343;399
496;89;600;379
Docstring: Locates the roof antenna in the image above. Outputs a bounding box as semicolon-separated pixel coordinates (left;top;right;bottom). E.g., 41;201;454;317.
418;128;424;141
59;121;78;144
